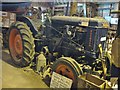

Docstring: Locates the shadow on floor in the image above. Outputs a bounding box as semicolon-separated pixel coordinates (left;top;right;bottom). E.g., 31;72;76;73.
42;76;51;87
2;48;20;68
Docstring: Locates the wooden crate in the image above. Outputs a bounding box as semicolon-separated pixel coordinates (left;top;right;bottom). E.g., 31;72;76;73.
77;73;111;89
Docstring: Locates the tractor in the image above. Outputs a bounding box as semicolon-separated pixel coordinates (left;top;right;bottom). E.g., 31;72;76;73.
1;2;111;88
8;16;109;88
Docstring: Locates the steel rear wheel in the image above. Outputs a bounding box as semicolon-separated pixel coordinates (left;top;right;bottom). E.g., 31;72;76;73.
9;21;35;67
52;57;83;88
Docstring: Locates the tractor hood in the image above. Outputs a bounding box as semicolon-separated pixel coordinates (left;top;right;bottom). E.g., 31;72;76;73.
51;16;109;28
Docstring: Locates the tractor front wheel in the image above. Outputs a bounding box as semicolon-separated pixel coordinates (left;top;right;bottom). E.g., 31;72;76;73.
52;57;83;88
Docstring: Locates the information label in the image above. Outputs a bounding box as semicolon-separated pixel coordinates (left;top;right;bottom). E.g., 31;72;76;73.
50;72;73;89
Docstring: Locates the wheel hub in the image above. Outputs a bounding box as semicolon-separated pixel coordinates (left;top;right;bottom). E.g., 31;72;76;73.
9;29;23;61
14;34;23;55
56;64;75;81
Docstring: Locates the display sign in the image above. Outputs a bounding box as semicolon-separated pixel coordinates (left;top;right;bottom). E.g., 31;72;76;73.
50;72;73;89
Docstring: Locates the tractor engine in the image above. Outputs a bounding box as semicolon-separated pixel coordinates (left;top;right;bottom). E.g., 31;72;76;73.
35;16;108;72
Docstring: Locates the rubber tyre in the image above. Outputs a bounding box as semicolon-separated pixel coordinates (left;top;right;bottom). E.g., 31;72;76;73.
9;21;35;67
52;57;83;88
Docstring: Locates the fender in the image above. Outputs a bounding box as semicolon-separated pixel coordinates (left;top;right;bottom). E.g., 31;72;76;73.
17;16;38;37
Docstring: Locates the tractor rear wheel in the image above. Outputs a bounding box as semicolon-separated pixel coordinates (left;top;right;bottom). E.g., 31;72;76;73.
9;21;35;67
52;57;83;88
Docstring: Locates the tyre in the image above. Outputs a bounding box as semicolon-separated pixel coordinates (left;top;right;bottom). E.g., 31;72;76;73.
52;57;83;88
9;21;35;67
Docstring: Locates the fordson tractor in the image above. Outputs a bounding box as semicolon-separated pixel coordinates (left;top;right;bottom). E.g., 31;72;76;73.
9;17;109;88
1;2;112;88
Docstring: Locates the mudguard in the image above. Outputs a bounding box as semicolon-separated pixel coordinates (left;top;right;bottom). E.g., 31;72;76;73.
17;16;38;37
